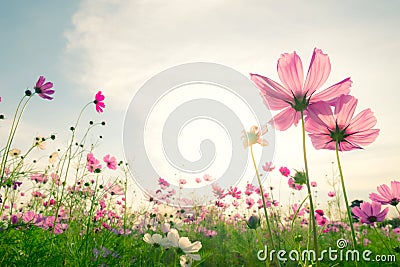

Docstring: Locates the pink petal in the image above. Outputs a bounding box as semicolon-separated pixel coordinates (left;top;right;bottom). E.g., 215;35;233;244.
371;201;382;215
352;206;367;221
360;202;372;217
40;82;53;90
347;109;377;134
377;184;393;200
340;141;362;151
335;95;358;128
36;76;45;87
392;181;400;199
345;129;379;147
277;52;304;95
311;77;352;103
250;74;292;110
270;107;299;131
376;207;389;221
308;133;335;150
304;48;331;95
307;101;335;129
369;193;389;204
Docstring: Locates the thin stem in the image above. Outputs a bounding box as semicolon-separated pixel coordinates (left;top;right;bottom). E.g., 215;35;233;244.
300;111;319;259
250;146;277;254
395;206;400;216
373;226;392;254
335;142;357;250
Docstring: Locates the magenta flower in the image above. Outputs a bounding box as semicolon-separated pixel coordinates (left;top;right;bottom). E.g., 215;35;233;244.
279;167;290;177
158;177;170;189
250;48;351;130
86;153;102;173
305;95;379;151
311;181;317;187
369;181;400;206
103;154;117;170
34;76;54;100
288;178;303;191
328;191;336;197
94;91;105;113
352;201;389;224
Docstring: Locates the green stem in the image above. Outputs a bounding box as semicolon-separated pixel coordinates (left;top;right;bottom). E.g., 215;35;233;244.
300;111;319;259
335;141;357;250
250;146;277;259
373;226;392;254
395;206;400;216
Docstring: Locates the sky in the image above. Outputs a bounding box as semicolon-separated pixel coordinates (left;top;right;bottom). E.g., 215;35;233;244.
0;0;399;212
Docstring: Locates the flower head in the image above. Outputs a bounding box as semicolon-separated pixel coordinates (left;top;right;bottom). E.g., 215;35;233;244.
328;191;336;197
94;91;105;113
8;148;21;157
352;201;389;224
241;125;268;148
279;167;290;177
250;48;351;130
305;95;379;151
103;154;117;170
369;181;400;206
34;76;54;100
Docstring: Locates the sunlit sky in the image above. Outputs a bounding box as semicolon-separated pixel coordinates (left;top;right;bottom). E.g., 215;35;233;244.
1;1;399;211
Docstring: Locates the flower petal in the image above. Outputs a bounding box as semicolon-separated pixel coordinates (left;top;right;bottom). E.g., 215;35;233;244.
304;48;331;95
335;95;357;128
347;108;377;134
270;107;299;131
250;74;292;110
311;77;352;103
277;52;304;95
345;129;379;147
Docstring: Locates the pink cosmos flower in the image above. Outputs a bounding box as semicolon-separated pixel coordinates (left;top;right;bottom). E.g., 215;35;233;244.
369;181;400;206
262;162;275;172
195;177;202;183
352;201;389;224
103;154;117;170
279;167;290;177
87;153;102;173
292;203;306;216
226;186;242;199
328;191;336;197
250;48;352;130
311;181;317;187
34;76;55;100
288;178;303;190
158;178;170;189
203;174;214;182
246;197;255;209
305;95;379;151
94;91;105;113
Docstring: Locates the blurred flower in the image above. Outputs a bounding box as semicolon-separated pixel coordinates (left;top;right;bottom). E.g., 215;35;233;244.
87;153;102;173
369;181;400;206
34;136;47;150
143;233;163;246
94;91;105;113
311;181;317;187
158;178;170;189
262;162;275;172
279;167;290;177
203;174;214;182
288;178;303;190
34;76;54;100
103;154;117;170
49;152;58;164
30;173;48;183
352;201;389;224
241;125;268;148
305;95;379;151
195;177;202;183
250;48;351;131
8;148;21;157
328;191;336;197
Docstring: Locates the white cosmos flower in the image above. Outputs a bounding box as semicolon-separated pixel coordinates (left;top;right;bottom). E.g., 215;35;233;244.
143;233;163;245
180;254;201;267
165;229;202;253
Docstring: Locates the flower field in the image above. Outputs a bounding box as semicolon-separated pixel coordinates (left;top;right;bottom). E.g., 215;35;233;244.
0;49;399;267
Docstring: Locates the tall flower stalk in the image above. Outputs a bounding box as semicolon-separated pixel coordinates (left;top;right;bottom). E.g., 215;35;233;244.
242;126;278;262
